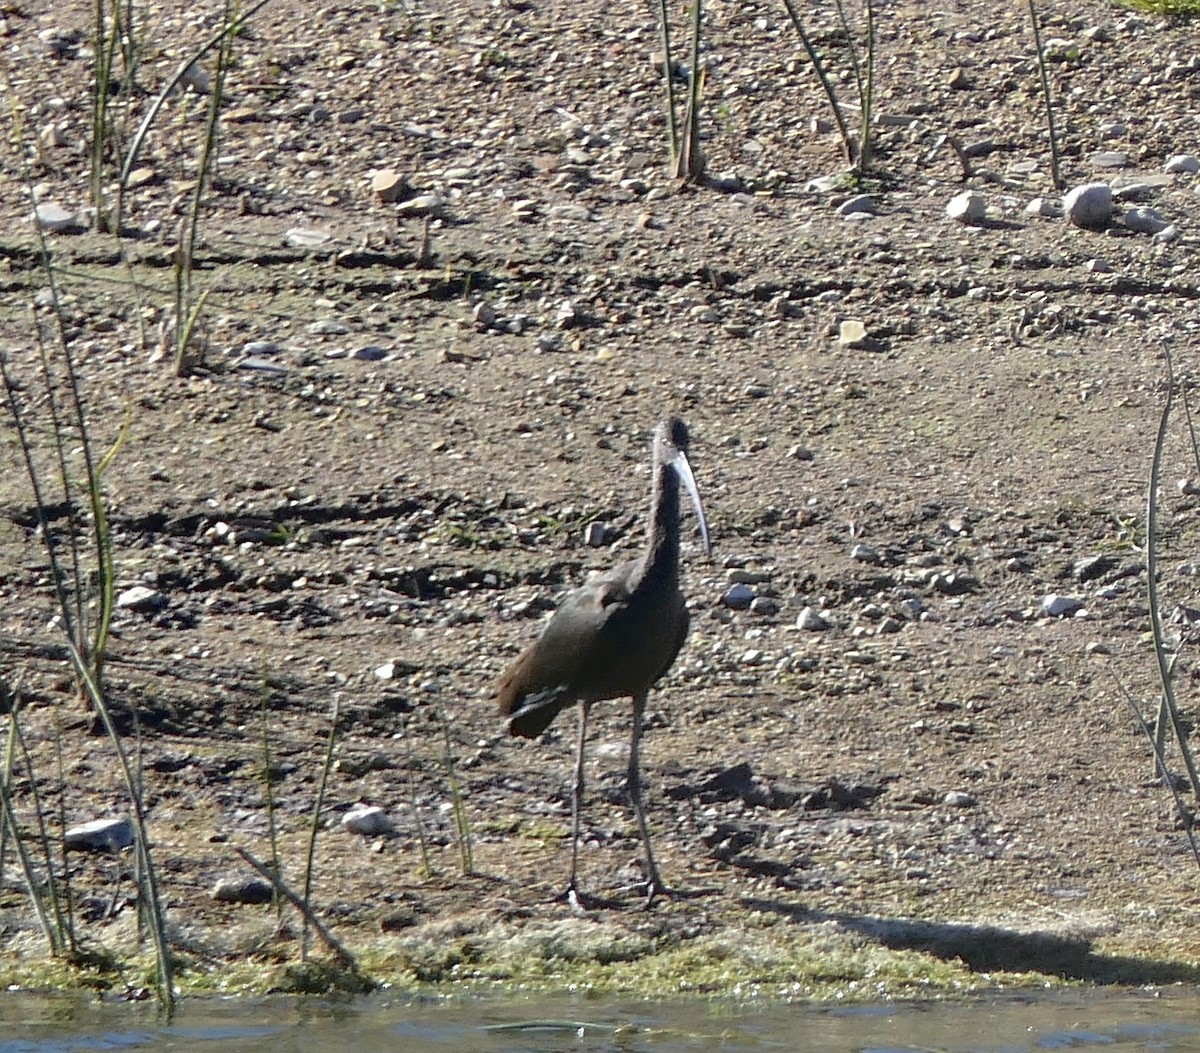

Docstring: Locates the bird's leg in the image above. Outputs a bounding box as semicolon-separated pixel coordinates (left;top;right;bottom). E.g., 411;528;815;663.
628;692;667;906
567;700;591;900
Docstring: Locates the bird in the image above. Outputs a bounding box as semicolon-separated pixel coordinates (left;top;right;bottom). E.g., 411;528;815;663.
495;418;711;907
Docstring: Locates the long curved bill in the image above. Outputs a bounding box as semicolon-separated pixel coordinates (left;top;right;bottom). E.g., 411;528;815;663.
670;449;712;559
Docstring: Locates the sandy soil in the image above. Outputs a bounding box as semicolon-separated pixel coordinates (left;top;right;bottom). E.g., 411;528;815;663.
3;0;1200;998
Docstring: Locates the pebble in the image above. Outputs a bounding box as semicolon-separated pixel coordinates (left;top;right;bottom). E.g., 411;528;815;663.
1122;206;1170;235
836;195;876;218
395;194;444;217
796;606;830;631
1025;197;1061;218
371;169;409;203
1165;154;1200;175
943;791;975;808
116;585;166;612
284;227;332;248
850;543;882;565
212;877;273;905
1153;224;1178;244
838;319;869;348
472;301;497;330
727;568;771;585
583;521;609;547
1084;258;1112;273
1063;184;1112;230
786;444;814;461
33;202;83;232
342;805;393;835
1088;150;1128;169
1042;593;1085;617
750;596;780;616
353;345;388;361
946;190;986;225
721;583;755;610
65;817;135;852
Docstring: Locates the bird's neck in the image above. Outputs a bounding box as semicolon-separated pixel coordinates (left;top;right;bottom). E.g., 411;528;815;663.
639;461;680;586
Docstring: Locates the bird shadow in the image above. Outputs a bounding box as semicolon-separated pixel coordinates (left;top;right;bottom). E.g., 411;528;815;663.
740;896;1200;985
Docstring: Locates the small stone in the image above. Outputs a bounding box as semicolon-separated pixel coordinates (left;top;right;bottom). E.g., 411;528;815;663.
721;583;755;610
33;202;83;232
353;345;388;361
396;194;444;217
838;319;869;348
1165;154;1200;175
850;543;882;565
212;877;273;905
1084;258;1112;273
750;596;780;616
1179;478;1200;496
1122;206;1169;235
472;301;497;330
342;805;393;836
1153;224;1178;244
943;791;975;808
65;818;135;852
1025;197;1061;218
371;168;410;203
786;444;814;461
1042;593;1085;617
116;585;166;612
1073;555;1117;582
836;194;875;217
1088;150;1128;169
946;190;986;225
1041;38;1080;62
1063;183;1112;230
948;66;970;89
727;568;771;585
796;606;830;631
374;661;396;680
284;227;333;248
583;521;609;547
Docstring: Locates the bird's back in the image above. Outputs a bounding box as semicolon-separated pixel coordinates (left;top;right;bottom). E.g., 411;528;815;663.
497;558;689;737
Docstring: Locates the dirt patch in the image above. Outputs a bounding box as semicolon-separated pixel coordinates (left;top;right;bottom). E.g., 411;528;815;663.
2;0;1200;998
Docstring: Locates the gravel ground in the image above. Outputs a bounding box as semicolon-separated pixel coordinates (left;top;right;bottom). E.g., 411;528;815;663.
3;0;1200;998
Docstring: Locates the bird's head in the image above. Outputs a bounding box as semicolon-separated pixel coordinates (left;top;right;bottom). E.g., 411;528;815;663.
654;417;712;559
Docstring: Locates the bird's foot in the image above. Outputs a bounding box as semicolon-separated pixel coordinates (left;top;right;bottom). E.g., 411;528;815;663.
616;877;717;910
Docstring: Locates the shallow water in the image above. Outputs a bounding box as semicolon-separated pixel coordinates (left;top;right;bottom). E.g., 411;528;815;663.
1;989;1198;1053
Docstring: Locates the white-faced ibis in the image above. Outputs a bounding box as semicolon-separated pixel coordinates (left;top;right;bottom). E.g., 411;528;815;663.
496;418;711;906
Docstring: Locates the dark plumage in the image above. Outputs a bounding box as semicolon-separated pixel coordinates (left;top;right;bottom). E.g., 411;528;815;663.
496;418;711;905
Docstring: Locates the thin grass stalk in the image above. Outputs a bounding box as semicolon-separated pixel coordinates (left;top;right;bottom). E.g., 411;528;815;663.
858;0;875;173
1113;669;1200;868
67;650;174;1009
51;711;79;950
439;716;473;876
399;717;432;877
116;0;273;233
674;0;705;181
258;672;283;920
0;716;64;954
829;0;865;103
90;0;120;232
301;697;340;961
234;847;360;970
655;0;681;170
779;0;855;166
1147;367;1200;792
1026;0;1063;189
1180;376;1200;474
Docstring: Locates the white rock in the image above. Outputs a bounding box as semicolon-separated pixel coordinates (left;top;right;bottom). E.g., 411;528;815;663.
65;817;135;852
796;606;830;631
583;521;609;547
1084;258;1112;273
472;301;497;329
946;190;986;224
1025;197;1061;218
33;202;81;232
1063;183;1112;229
850;543;882;564
836;194;875;217
1165;154;1200;174
342;805;393;836
284;227;332;248
1123;206;1170;235
838;319;868;348
1153;224;1179;244
374;661;396;680
721;583;755;610
116;585;165;612
943;791;975;808
1042;593;1085;617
